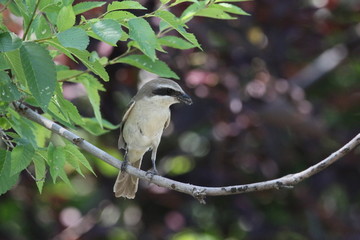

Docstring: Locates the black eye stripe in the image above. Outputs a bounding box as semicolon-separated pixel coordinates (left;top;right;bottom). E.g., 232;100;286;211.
152;87;178;96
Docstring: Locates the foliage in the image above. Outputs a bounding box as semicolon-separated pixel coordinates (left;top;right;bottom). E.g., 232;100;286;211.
0;0;248;195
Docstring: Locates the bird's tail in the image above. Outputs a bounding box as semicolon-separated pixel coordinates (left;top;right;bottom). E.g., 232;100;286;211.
113;159;142;199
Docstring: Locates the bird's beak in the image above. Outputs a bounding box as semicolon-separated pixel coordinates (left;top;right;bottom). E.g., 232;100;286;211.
177;92;193;105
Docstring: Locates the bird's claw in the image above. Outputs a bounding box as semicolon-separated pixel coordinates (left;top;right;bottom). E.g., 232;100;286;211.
121;160;128;172
146;168;158;181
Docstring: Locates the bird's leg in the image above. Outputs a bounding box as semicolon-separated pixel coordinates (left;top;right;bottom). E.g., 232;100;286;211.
146;147;159;179
121;150;129;172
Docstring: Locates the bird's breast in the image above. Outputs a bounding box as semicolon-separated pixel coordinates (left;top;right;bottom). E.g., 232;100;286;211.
123;100;170;149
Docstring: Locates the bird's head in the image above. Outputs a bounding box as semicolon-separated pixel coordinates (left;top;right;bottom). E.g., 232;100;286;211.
137;78;193;106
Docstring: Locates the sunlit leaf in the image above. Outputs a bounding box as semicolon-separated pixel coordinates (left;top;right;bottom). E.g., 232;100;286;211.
107;1;146;11
45;39;77;62
48;143;65;183
155;10;201;49
57;5;75;32
80;117;119;136
180;1;206;22
33;15;52;38
8;106;37;147
73;1;106;15
103;10;136;24
195;7;236;19
158;36;195;50
115;54;179;79
20;42;56;110
67;48;109;81
211;3;250;16
128;18;157;60
215;0;252;2
91;19;122;46
10;143;35;176
57;27;89;50
78;74;105;128
32;150;47;193
4;49;27;86
64;144;96;175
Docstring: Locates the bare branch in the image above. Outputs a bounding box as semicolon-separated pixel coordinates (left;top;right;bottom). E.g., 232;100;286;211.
13;102;360;203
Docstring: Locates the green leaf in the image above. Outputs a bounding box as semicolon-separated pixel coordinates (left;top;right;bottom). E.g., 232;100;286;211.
107;1;146;11
0;32;23;52
48;99;69;125
39;0;61;12
33;15;52;39
195;7;236;19
0;54;10;70
64;144;95;175
0;149;20;195
180;1;206;21
160;0;171;4
215;0;252;2
80;117;119;136
170;0;196;7
45;39;77;62
212;3;250;15
0;71;22;102
158;36;195;49
48;143;65;183
13;0;30;20
54;82;83;125
68;48;109;81
115;54;179;79
0;117;11;130
20;42;56;110
4;50;27;86
10;143;35;176
73;1;106;15
90;19;122;46
56;69;82;81
103;10;136;23
63;0;74;6
57;5;75;32
47;83;84;129
8;108;37;147
32;150;47;193
63;146;83;176
33;120;51;148
128;18;157;60
155;10;201;49
57;27;89;50
58;167;73;189
78;74;105;128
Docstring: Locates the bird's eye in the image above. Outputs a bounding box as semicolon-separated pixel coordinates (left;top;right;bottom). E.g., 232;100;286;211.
153;87;176;96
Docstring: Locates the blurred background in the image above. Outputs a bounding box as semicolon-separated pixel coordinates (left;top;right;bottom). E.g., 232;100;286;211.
1;0;360;239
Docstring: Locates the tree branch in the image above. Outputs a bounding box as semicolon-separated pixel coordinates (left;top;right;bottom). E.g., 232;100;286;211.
13;102;360;204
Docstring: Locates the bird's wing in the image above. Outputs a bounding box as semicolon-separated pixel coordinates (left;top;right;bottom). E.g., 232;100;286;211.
164;112;171;130
118;100;136;149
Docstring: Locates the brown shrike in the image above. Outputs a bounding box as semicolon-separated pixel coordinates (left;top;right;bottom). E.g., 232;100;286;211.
114;78;193;198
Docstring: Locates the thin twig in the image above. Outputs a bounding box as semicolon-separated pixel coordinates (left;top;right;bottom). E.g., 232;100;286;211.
0;128;15;150
13;102;360;204
22;0;42;40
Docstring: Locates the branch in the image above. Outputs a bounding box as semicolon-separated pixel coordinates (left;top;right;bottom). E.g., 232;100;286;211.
14;102;360;204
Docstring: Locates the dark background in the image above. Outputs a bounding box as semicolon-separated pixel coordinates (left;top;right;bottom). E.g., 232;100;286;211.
1;0;360;239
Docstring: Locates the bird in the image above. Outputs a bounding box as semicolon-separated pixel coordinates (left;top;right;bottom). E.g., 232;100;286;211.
113;78;193;198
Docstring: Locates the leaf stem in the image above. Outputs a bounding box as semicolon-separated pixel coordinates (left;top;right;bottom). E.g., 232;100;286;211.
22;0;42;40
